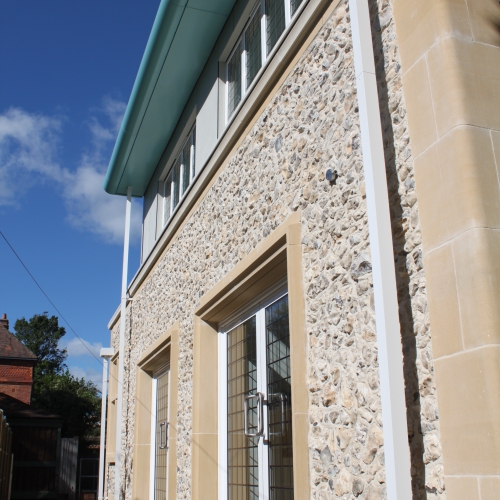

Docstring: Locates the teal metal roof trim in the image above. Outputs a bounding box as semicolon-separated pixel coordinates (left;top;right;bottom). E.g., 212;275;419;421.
104;0;237;197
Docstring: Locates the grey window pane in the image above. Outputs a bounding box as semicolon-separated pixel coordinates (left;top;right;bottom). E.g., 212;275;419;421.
163;173;172;223
228;44;242;117
155;371;169;500
266;0;285;55
227;317;258;500
290;0;303;15
172;158;180;209
182;140;191;194
245;10;262;89
266;295;294;500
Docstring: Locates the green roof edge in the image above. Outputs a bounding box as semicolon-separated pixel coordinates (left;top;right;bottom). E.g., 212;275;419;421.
103;0;187;196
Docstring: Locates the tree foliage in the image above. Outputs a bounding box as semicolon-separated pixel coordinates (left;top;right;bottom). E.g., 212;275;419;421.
14;313;67;384
36;370;101;438
14;313;101;437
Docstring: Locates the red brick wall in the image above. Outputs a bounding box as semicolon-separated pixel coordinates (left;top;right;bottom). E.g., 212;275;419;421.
0;360;34;404
0;383;32;404
0;363;33;383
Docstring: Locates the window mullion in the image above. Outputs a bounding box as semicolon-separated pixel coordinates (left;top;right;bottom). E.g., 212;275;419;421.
256;307;269;500
180;152;185;197
190;131;195;181
260;0;266;66
284;0;291;25
241;37;247;94
170;176;175;215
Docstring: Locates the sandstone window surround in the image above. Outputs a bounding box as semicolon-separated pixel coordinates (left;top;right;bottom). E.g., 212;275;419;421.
191;212;309;500
132;324;180;500
162;126;196;228
225;0;304;121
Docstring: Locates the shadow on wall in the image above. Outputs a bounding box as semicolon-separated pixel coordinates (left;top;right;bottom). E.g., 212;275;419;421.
486;0;500;42
368;1;427;498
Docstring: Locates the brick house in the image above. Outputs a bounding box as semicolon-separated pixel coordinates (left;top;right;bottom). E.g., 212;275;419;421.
0;314;37;404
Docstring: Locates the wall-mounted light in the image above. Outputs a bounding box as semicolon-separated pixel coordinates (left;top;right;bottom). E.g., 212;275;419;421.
325;169;338;184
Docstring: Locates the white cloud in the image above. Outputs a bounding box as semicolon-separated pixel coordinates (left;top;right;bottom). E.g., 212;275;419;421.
69;365;103;390
0;108;62;206
62;337;103;358
0;100;141;244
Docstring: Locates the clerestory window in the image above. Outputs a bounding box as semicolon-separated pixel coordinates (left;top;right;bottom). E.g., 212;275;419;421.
163;126;196;227
226;0;304;120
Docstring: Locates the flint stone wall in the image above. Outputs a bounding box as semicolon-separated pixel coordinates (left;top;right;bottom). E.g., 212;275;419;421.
110;1;445;498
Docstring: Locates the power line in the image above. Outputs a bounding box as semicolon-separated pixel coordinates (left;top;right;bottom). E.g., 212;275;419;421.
0;229;159;420
0;230;102;364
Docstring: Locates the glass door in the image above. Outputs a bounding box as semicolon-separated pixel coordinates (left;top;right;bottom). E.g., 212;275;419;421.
222;293;293;500
152;369;170;500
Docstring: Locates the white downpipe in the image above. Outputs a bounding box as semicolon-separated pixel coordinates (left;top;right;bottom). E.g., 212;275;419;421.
348;0;412;498
98;347;115;500
115;186;132;500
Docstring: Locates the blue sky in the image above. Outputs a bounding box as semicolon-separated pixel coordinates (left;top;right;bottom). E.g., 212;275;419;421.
0;1;160;388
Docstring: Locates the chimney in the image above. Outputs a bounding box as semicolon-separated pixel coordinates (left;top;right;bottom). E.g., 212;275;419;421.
0;314;8;330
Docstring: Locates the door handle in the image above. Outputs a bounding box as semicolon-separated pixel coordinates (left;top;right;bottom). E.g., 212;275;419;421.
244;392;264;437
159;421;168;449
268;392;287;437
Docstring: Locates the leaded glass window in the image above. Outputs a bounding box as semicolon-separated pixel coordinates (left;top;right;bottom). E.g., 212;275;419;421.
162;126;196;227
245;10;262;89
228;45;242;118
163;172;172;223
181;139;191;195
266;0;286;55
154;370;169;500
290;0;303;15
226;0;304;121
221;291;294;500
172;157;180;210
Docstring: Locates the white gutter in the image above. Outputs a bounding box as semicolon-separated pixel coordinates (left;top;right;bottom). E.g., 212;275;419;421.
98;347;115;500
348;0;412;498
115;186;132;500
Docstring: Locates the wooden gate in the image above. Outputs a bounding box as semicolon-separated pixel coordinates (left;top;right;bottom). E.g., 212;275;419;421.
10;424;61;499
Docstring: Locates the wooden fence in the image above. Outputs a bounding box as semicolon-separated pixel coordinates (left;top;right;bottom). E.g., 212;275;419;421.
0;409;13;499
59;437;78;500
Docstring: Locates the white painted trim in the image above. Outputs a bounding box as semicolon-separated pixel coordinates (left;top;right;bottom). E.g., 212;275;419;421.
284;0;292;25
260;0;267;69
150;377;158;500
166;370;172;497
98;349;114;500
348;0;412;498
256;307;269;500
218;330;228;500
115;186;132;500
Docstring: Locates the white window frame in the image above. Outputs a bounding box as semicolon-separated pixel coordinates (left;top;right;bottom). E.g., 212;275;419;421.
150;364;172;500
218;280;288;500
162;125;196;228
225;0;303;122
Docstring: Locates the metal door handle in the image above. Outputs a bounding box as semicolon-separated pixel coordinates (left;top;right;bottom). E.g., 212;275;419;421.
244;392;264;437
269;392;287;437
159;422;168;449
